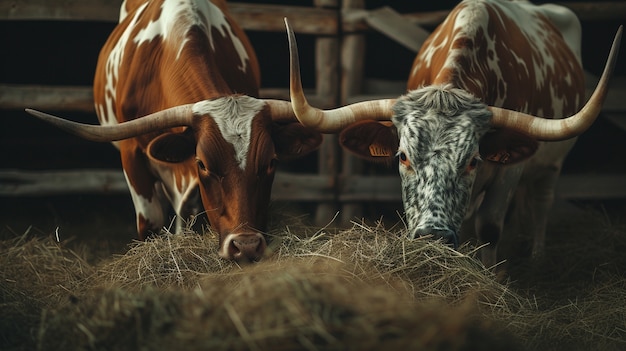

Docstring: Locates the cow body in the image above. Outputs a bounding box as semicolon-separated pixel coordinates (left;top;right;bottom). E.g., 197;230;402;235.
288;0;612;268
32;0;322;261
94;0;259;236
398;0;585;265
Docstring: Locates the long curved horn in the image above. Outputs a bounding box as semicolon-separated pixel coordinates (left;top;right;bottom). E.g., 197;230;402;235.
489;25;623;141
263;99;298;122
285;18;395;133
24;105;195;142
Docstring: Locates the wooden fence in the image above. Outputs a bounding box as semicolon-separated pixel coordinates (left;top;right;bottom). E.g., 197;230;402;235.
1;0;625;226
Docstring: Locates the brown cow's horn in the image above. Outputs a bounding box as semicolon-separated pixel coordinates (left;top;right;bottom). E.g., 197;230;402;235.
263;99;298;121
489;25;622;141
24;105;195;142
285;18;395;133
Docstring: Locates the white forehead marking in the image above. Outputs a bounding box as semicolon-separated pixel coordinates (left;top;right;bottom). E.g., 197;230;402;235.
132;0;249;70
193;96;266;169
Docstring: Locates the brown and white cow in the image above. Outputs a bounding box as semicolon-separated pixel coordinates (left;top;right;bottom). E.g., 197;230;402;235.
25;0;322;262
285;0;622;267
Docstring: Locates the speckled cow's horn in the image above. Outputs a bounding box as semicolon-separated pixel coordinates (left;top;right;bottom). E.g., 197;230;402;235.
285;18;395;133
489;25;622;141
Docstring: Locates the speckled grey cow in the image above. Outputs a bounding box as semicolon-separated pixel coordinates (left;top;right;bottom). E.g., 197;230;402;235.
285;0;622;267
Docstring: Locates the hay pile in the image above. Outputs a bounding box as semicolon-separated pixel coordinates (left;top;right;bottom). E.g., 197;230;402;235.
2;216;625;350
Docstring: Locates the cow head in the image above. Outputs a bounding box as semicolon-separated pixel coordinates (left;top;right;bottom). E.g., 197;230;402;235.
285;19;622;247
26;98;322;261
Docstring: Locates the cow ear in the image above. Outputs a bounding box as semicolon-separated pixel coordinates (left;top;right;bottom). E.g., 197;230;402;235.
339;120;398;164
272;123;323;161
479;130;539;165
147;131;196;163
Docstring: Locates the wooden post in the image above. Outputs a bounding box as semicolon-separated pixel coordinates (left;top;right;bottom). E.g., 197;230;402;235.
339;0;366;226
313;0;341;227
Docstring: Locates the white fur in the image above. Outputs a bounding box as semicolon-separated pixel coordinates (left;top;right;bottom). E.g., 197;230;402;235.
193;96;266;169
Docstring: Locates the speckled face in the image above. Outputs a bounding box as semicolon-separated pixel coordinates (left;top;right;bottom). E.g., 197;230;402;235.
392;85;492;246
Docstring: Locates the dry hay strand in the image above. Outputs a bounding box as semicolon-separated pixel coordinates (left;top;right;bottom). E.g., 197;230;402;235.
522;277;626;350
0;229;92;304
0;229;93;349
4;216;625;350
39;258;520;351
89;221;529;315
89;227;233;291
70;222;532;344
275;221;532;315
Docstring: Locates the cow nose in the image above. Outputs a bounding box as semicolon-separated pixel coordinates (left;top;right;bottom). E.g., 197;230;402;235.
221;233;266;262
415;228;459;248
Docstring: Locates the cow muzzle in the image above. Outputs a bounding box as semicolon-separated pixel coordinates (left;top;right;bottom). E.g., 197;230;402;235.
415;228;459;248
219;233;267;262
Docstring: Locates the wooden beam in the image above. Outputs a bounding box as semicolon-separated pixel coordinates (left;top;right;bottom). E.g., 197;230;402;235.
339;175;400;202
337;174;626;202
555;1;626;21
361;6;430;53
343;2;626;33
0;84;95;113
0;169;128;195
0;169;336;201
556;174;626;199
0;0;122;22
603;113;626;132
228;3;337;34
1;170;624;200
0;84;337;112
0;1;338;34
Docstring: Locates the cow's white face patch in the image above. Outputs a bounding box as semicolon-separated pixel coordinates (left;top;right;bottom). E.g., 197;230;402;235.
193;96;265;170
132;0;249;70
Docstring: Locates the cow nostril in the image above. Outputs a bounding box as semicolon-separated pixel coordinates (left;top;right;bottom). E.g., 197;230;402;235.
226;235;266;262
227;239;243;260
415;228;459;248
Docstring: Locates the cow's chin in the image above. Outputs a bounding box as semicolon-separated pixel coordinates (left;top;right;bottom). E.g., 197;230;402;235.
219;232;267;262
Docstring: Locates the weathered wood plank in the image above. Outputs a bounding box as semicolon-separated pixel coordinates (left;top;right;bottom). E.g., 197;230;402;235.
0;1;338;34
0;169;128;195
556;174;626;199
355;6;430;53
1;170;624;200
338;174;626;202
603;113;626;132
3;1;622;33
0;84;95;112
228;3;338;34
0;0;122;22
0;84;337;112
0;169;336;201
344;2;626;32
555;1;626;21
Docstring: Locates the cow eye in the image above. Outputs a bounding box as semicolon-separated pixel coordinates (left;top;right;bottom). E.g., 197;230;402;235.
196;158;207;172
466;156;481;173
398;151;410;167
